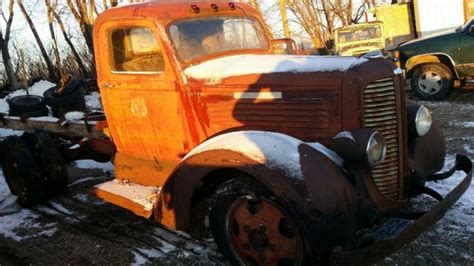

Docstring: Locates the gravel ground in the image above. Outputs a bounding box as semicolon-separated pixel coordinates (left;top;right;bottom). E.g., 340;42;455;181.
0;88;472;265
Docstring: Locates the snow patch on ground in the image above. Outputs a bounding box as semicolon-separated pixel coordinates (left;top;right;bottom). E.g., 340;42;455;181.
0;80;55;113
132;248;164;266
65;111;85;121
449;121;474;128
423;154;474;239
184;54;366;83
0;209;58;241
0;128;23;138
85;92;102;110
0;169;59;241
75;160;114;173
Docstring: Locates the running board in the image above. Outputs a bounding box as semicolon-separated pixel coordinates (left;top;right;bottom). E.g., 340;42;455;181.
92;180;161;218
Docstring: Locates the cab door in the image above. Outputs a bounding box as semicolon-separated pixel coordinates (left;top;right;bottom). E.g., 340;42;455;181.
460;23;474;76
96;19;187;185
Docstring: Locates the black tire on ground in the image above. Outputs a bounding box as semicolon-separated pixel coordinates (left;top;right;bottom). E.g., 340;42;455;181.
209;177;305;266
43;85;86;118
0;136;48;207
21;131;69;196
61;79;86;96
7;95;48;117
411;63;453;101
43;86;86;107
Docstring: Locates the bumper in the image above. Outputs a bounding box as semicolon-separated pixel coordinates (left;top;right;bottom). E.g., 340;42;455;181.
331;154;472;265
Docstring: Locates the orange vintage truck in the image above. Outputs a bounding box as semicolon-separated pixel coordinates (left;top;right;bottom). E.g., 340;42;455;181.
0;2;472;265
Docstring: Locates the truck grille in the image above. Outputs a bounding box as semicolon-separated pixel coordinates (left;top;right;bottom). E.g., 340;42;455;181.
363;78;400;201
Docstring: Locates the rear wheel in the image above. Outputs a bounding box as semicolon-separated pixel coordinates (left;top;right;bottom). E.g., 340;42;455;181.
411;63;453;100
1;136;48;206
209;177;304;266
21;131;69;196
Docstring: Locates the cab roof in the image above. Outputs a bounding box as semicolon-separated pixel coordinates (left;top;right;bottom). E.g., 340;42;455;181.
95;1;260;25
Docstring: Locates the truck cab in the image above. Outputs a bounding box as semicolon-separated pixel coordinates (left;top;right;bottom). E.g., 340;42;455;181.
334;22;385;56
85;2;472;265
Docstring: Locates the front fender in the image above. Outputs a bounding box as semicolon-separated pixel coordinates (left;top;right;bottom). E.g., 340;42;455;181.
408;119;446;178
157;131;362;249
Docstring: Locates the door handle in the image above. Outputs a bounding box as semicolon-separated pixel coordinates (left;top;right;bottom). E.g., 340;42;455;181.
102;82;119;88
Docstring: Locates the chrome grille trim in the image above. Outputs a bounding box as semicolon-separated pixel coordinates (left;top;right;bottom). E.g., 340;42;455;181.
364;78;401;201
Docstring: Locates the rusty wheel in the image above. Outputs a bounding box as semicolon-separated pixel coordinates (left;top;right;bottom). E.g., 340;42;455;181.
210;177;304;266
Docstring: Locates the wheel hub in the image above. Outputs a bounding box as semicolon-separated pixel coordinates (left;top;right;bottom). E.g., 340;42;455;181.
418;70;443;94
226;197;303;265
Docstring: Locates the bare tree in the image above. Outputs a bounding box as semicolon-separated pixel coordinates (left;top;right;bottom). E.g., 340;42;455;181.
50;6;89;78
286;0;368;50
66;0;95;55
18;0;57;80
0;0;21;89
45;0;63;82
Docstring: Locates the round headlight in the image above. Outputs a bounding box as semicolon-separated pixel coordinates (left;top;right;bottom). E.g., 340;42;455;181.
367;132;387;168
415;106;432;137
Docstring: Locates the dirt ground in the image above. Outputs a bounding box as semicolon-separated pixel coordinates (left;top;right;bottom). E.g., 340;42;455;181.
0;87;473;265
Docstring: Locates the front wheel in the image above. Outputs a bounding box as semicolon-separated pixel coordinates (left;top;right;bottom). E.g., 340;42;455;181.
411;63;453;100
209;177;305;266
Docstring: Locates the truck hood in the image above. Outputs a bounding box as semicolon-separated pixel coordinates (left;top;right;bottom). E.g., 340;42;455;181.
184;54;367;84
399;28;458;48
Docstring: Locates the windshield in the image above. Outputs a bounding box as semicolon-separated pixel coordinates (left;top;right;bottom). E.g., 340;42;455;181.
169;16;269;62
337;25;382;44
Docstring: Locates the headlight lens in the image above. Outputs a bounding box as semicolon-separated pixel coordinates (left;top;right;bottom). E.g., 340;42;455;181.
367;132;387;168
415;106;432;137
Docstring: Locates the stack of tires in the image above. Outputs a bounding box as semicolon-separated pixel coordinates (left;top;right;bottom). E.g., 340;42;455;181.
7;78;87;118
43;79;87;118
0;131;69;206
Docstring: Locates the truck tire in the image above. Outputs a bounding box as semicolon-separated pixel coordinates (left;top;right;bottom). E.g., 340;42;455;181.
21;131;69;196
7;95;48;117
0;136;48;207
411;63;453;100
43;84;86;118
209;177;305;266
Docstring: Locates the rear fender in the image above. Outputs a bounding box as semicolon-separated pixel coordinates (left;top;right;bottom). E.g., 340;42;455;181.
157;131;361;248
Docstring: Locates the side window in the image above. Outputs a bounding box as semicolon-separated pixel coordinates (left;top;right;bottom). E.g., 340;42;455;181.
110;27;164;73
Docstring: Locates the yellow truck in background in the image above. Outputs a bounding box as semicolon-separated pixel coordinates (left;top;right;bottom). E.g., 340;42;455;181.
334;3;415;56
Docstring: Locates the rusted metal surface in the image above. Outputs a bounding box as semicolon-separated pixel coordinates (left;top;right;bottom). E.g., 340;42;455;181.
331;154;472;265
226;197;304;265
363;77;401;201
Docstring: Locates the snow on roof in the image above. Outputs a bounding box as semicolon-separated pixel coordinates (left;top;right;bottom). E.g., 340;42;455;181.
184;54;366;83
184;131;343;180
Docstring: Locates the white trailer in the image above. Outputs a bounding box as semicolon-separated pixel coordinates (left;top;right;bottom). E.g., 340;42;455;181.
412;0;472;37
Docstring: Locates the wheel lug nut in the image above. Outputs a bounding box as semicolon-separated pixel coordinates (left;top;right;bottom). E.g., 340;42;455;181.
243;225;251;232
258;224;266;232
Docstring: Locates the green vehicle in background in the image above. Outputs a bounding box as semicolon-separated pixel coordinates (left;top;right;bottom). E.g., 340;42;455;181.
396;18;474;100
